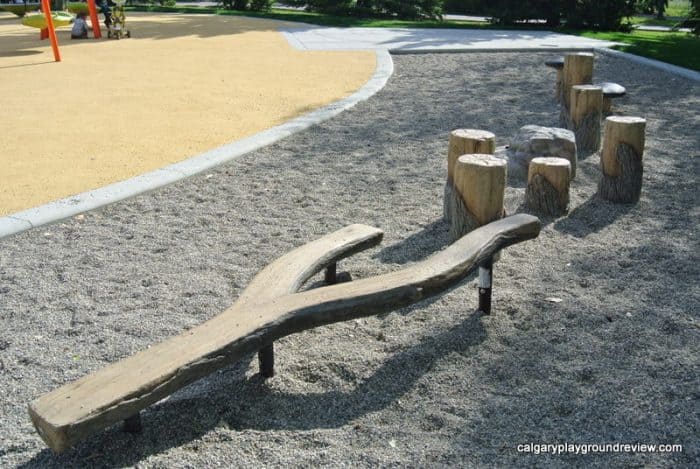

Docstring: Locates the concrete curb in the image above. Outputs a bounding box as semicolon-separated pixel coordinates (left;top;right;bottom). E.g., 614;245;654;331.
0;50;394;241
595;47;700;83
390;47;598;54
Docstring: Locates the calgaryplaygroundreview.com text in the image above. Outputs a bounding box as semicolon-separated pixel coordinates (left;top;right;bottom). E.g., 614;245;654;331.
517;442;683;455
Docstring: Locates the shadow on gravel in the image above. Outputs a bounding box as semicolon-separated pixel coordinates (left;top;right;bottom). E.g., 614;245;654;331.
375;219;450;264
553;195;634;238
21;311;488;468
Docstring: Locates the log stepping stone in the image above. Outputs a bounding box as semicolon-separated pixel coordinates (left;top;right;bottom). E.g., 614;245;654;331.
545;57;565;101
545;58;564;69
597;82;627;114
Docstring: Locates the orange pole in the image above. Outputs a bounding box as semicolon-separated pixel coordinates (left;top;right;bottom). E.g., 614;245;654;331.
87;0;101;39
40;0;60;62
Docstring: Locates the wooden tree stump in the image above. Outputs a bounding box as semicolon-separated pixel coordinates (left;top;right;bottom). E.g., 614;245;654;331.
562;52;594;109
545;58;564;102
526;157;571;216
449;153;506;241
565;85;602;154
598;116;646;203
559;52;594;125
444;129;496;221
555;68;563;102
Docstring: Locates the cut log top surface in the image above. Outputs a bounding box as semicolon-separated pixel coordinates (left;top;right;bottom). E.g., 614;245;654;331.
545;58;564;69
530;156;571;169
29;215;540;452
597;82;626;97
457;153;507;168
451;129;495;140
566;52;594;59
606;115;645;125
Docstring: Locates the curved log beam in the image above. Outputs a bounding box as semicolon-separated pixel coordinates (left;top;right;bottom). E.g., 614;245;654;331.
237;224;384;308
29;215;540;452
239;223;383;377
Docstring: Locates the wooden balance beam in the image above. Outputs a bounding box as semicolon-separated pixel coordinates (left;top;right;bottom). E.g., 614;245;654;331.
29;215;541;452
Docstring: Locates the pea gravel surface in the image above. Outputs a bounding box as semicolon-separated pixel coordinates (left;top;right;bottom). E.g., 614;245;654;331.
0;52;698;468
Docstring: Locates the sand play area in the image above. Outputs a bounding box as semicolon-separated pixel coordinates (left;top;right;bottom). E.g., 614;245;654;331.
0;11;374;215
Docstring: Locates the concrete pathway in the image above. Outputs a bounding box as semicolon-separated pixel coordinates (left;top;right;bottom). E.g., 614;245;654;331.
281;26;620;52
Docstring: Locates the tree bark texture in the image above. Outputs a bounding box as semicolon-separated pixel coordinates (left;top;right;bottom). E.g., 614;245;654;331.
525;157;571;216
562;52;594;110
598;116;646;203
449;154;506;242
564;85;602;154
444;129;495;221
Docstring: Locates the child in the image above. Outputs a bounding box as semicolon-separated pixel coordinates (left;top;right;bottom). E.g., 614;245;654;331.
71;12;89;39
96;0;113;29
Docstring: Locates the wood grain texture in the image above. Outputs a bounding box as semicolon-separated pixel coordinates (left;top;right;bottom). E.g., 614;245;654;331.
453;154;506;227
562;52;594;109
555;69;563;103
598;143;644;203
447;129;496;184
569;85;602;153
600;116;646;178
29;224;383;452
526;157;571;215
445;130;496;222
235;223;384;308
29;216;540;452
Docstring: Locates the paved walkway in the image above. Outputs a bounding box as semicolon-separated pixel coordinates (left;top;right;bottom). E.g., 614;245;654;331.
281;26;620;52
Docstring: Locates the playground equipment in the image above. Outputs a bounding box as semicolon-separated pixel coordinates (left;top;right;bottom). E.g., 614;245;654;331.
29;215;541;452
106;0;129;39
18;0;102;62
21;10;72;29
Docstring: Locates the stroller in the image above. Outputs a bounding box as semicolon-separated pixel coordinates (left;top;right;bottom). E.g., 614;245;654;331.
104;0;130;39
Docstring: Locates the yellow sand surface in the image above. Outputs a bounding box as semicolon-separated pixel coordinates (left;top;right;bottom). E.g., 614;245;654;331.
0;12;374;215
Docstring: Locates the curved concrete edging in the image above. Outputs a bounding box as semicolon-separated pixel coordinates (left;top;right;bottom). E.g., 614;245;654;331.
595;47;700;82
0;50;394;241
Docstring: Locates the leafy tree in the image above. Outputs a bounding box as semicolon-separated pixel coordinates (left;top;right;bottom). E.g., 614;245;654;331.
442;0;485;14
278;0;442;19
638;0;669;19
563;0;638;30
688;0;700;33
484;0;561;26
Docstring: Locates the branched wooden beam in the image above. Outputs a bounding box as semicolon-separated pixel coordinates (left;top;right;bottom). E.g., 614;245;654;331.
28;215;540;452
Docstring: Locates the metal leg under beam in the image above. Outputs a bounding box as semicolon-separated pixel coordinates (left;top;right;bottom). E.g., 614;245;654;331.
478;258;493;315
325;262;337;285
258;343;275;378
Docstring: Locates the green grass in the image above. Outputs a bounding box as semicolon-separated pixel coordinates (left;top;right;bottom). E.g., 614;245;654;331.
666;0;691;18
129;5;700;71
576;29;700;71
628;15;682;27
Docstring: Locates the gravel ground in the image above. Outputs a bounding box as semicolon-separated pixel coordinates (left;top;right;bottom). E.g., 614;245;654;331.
0;52;698;468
